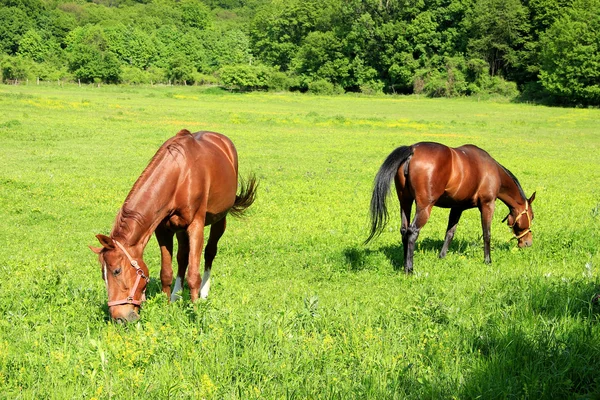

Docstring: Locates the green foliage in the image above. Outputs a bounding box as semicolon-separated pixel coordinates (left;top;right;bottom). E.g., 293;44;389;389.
179;0;212;30
199;28;252;72
66;26;121;84
0;6;33;54
219;63;271;90
465;0;530;77
104;24;158;70
307;78;344;95
166;54;196;84
17;29;61;63
249;0;335;71
1;55;29;82
538;0;600;104
0;0;598;103
292;31;351;88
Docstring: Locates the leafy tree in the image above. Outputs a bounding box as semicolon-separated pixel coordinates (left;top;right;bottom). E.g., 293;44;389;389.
538;0;600;104
166;54;196;84
104;24;157;69
0;7;33;54
292;31;351;88
66;26;121;83
18;29;61;63
179;0;212;30
465;0;530;77
1;55;29;81
200;28;252;71
249;0;337;70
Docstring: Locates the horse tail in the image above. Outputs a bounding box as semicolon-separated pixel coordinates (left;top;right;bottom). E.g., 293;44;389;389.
229;173;258;218
365;145;413;244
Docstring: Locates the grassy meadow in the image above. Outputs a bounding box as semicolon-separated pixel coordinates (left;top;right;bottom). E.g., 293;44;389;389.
0;84;599;399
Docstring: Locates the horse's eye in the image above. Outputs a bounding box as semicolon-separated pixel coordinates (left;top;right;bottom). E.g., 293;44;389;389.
113;268;122;277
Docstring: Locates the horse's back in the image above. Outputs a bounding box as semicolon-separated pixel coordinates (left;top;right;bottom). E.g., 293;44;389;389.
405;142;454;191
405;142;501;207
169;130;239;222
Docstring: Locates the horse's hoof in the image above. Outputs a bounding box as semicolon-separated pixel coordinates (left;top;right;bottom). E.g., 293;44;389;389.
170;293;182;302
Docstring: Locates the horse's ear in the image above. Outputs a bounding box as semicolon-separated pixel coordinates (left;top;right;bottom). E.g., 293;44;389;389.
95;234;115;249
89;245;102;254
528;192;536;204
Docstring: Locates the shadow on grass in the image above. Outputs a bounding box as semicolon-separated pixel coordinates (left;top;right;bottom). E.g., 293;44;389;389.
344;238;476;271
461;278;600;399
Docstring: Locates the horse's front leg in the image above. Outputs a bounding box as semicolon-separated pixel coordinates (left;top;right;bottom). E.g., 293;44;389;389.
186;220;205;302
479;201;495;264
439;208;463;258
155;226;175;300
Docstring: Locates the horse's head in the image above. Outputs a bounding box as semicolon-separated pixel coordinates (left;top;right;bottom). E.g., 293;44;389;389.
90;234;149;323
505;192;536;248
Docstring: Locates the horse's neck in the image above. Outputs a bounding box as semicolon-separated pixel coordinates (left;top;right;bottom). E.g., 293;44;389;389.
497;168;525;211
111;166;175;249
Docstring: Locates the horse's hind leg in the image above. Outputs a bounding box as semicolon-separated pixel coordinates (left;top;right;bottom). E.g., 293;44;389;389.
399;197;413;268
155;226;175;300
172;230;190;302
439;208;463;258
201;217;227;299
405;204;433;273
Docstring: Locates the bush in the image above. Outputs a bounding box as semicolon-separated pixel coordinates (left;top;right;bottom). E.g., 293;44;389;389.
360;80;384;95
1;56;29;82
219;64;272;91
485;76;519;97
121;65;150;84
192;72;219;85
266;71;296;92
413;57;469;97
307;79;344;95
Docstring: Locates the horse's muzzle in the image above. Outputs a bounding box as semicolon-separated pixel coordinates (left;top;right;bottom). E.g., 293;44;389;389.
518;239;532;248
110;306;140;323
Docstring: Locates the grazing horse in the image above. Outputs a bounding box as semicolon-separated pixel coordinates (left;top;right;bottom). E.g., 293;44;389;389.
90;129;257;322
366;142;535;273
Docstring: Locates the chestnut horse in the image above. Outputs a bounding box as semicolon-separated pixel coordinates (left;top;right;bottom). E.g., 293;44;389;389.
366;142;535;273
90;129;257;322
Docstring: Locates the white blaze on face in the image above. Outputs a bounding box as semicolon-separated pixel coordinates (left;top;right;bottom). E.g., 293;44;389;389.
102;262;109;295
170;276;183;302
200;269;211;299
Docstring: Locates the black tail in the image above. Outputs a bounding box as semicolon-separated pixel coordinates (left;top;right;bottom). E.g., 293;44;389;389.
229;174;258;218
365;146;413;244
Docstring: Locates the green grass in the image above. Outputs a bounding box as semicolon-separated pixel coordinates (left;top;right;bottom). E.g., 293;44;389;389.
0;84;599;399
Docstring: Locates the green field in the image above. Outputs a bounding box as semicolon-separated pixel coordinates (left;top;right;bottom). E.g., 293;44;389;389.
0;84;599;399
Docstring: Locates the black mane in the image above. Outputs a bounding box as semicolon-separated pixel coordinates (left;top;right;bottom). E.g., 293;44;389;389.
499;163;526;200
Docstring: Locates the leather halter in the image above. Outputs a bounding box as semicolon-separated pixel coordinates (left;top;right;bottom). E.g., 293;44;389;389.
106;240;149;307
505;201;531;240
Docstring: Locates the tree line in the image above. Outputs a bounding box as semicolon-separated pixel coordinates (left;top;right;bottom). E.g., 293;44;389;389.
1;0;599;104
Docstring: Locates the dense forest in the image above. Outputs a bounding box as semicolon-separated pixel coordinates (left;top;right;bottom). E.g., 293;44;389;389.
1;0;599;104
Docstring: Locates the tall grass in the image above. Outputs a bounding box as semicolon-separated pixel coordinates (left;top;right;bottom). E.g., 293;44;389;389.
0;84;599;399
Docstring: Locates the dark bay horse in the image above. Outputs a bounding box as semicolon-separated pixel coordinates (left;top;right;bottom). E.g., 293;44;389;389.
366;142;535;273
90;129;257;322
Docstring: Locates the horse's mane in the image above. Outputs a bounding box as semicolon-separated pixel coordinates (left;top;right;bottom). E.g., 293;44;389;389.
126;133;189;200
498;163;526;200
112;130;192;238
111;206;146;238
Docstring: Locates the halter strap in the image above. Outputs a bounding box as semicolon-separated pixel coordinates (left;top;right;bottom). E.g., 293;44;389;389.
508;201;531;240
106;240;149;307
